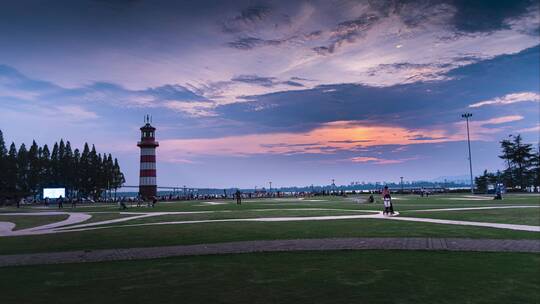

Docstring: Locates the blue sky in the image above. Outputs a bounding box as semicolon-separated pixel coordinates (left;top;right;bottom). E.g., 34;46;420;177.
0;0;539;188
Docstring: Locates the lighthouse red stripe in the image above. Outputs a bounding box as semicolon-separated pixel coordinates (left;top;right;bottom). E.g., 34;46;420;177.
141;155;156;162
140;170;156;177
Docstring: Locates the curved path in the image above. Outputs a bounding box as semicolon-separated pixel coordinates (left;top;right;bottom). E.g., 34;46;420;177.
1;205;540;236
0;237;539;267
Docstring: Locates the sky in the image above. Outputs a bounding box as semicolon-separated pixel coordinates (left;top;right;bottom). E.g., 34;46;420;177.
0;0;539;188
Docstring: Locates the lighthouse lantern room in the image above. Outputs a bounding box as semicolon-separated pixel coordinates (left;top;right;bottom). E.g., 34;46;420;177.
137;115;159;199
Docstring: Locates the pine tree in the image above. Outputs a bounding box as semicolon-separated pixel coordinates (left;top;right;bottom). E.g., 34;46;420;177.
80;143;91;197
0;131;125;202
17;143;30;196
112;158;125;191
510;135;534;189
0;130;7;199
6;143;18;199
51;142;60;186
40;144;51;188
73;148;81;198
63;141;74;196
27;140;40;197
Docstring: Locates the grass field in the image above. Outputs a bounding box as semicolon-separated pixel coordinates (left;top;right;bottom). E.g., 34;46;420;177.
1;194;539;303
0;194;539;254
2;250;538;304
0;214;68;231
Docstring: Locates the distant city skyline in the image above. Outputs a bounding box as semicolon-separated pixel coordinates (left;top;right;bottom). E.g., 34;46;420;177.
1;0;539;188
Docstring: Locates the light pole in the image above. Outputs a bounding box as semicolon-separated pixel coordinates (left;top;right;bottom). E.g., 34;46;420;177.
400;177;404;194
462;113;474;194
331;179;336;194
269;181;272;193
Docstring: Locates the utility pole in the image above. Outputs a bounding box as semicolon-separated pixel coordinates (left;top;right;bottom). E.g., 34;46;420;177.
462;113;474;194
400;177;404;194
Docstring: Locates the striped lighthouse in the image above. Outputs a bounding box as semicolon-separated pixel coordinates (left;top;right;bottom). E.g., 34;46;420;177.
137;115;159;199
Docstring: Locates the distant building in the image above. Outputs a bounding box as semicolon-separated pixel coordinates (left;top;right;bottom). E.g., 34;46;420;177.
137;115;159;198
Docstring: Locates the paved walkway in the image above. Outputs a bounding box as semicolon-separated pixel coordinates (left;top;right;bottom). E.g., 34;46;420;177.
2;206;540;236
1;237;539;267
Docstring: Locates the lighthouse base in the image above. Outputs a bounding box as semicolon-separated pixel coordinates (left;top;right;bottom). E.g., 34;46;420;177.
139;185;157;199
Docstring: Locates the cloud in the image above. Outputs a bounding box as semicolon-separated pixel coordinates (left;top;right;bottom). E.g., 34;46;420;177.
158;120;459;161
222;5;273;33
516;124;540;133
469;92;540;108
163;101;217;117
479;115;524;125
313;13;380;55
57;105;99;120
227;37;285;50
350;156;416;165
230;74;305;88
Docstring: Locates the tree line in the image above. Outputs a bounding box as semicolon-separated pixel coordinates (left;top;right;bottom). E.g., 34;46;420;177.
0;129;125;202
476;134;540;193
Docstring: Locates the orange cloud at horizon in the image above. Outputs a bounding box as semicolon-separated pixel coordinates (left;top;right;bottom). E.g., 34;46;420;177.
155;115;523;164
158;120;454;160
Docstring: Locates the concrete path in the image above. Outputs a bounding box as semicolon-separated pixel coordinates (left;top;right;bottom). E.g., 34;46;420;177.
384;216;540;232
1;206;539;236
0;237;538;267
409;205;540;212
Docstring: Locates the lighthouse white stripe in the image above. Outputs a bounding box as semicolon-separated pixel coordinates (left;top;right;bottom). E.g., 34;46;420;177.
140;148;156;156
140;177;157;186
140;162;156;170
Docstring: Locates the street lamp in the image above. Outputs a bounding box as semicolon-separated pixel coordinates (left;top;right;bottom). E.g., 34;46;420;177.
461;113;474;194
400;177;404;194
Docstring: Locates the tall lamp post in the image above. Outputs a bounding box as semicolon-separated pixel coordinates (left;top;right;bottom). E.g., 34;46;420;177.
400;176;404;194
462;113;474;194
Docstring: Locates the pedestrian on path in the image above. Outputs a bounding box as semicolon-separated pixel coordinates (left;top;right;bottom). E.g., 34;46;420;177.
57;196;64;209
235;189;242;205
381;186;394;216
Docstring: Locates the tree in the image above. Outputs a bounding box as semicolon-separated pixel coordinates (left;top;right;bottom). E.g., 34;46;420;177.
50;142;60;186
0;130;7;199
475;170;498;193
529;144;540;189
40;144;51;188
0;130;125;202
112;158;125;193
27;140;40;197
17;143;30;196
499;134;535;189
5;143;18;199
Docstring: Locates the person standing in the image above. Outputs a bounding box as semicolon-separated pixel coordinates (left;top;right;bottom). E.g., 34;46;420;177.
235;189;242;205
57;196;64;209
381;186;394;215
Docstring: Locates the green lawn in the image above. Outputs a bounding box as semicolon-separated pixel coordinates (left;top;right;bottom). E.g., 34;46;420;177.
101;209;374;226
1;250;538;304
403;208;540;226
0;194;538;254
1;217;539;255
0;215;68;231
